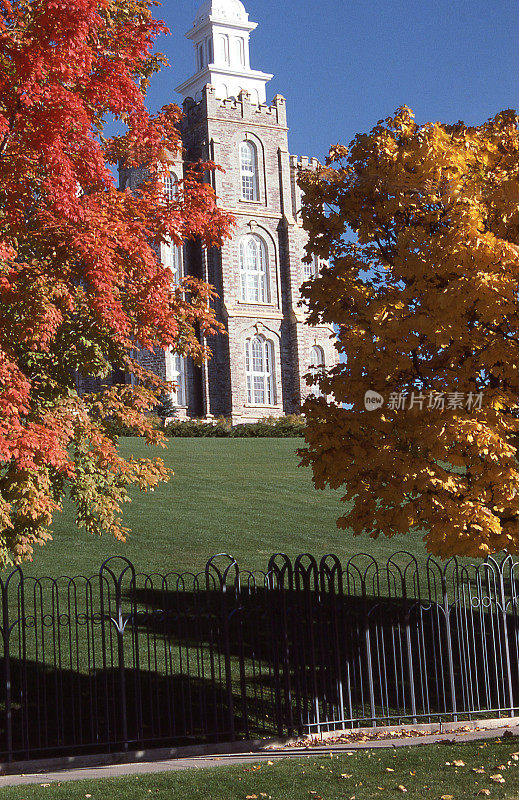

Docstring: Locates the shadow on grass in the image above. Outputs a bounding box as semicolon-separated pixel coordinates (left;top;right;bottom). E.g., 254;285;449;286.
2;552;519;761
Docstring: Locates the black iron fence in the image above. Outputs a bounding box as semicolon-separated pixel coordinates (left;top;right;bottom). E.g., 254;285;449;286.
1;552;519;762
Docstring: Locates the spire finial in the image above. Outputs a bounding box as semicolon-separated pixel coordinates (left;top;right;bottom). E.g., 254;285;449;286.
176;0;273;106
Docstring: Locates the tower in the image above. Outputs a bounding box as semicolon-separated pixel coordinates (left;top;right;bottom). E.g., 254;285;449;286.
175;0;273;106
124;0;338;421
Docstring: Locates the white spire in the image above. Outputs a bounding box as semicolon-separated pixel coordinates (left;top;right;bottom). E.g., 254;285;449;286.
175;0;273;105
195;0;249;25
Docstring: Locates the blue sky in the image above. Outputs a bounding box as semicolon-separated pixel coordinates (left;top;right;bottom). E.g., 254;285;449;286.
146;0;519;163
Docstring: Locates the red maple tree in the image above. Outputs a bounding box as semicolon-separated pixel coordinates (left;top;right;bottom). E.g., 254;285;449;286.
0;0;233;565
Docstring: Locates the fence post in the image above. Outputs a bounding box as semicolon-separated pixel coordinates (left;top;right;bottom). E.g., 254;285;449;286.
404;606;418;724
268;555;295;737
116;585;128;752
400;569;418;724
442;572;458;722
206;556;239;742
497;561;514;715
1;576;13;762
361;585;376;726
100;558;134;753
221;587;236;741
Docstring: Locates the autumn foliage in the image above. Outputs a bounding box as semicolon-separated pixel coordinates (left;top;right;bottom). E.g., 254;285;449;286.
299;107;519;558
0;0;232;565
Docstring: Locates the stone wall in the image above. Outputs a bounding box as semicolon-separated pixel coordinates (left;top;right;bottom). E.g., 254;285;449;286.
80;87;338;421
179;87;337;421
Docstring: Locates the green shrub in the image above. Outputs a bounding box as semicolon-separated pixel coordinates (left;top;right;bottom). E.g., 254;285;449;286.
163;415;305;438
154;393;178;422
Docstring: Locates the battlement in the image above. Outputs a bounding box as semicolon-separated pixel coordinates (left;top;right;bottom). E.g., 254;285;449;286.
182;86;287;126
290;154;321;171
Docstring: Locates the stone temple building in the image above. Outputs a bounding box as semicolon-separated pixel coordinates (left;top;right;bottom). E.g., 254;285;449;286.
121;0;338;422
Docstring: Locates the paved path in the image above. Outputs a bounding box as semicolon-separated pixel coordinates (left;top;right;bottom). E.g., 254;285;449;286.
2;723;518;787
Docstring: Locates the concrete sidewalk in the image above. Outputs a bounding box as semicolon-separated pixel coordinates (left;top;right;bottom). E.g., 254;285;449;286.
2;720;518;788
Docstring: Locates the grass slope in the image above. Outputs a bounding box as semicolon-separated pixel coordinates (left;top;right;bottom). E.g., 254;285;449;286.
13;438;433;579
2;739;519;799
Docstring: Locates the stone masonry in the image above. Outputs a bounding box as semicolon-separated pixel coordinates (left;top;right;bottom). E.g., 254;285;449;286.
115;0;338;422
178;87;337;422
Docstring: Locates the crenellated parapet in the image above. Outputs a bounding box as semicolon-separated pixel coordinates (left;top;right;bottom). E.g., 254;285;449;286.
182;86;287;128
289;154;321;171
289;155;321;223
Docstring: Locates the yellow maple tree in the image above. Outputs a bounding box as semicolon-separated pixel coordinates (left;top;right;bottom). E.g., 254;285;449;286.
299;106;519;558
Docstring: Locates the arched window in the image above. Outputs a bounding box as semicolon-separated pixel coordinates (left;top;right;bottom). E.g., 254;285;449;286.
217;33;229;65
170;353;187;407
161;239;182;284
309;345;325;396
196;42;204;71
245;336;274;405
302;254;319;281
163;171;177;202
207;37;214;64
239;234;268;303
239;140;258;201
232;36;245;67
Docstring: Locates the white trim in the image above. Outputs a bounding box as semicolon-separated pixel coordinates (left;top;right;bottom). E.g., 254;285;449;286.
239;233;269;303
245;335;274;406
239;140;258;201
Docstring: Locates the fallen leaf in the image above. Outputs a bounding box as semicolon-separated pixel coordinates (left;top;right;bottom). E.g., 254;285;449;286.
476;791;490;797
453;760;466;767
267;761;274;766
377;787;386;791
397;786;408;793
490;774;505;783
440;795;454;799
472;768;485;774
246;796;258;799
497;764;507;770
341;774;353;779
386;767;394;772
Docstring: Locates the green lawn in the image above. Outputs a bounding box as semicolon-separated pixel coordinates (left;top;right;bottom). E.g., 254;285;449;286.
2;739;519;799
8;437;435;579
